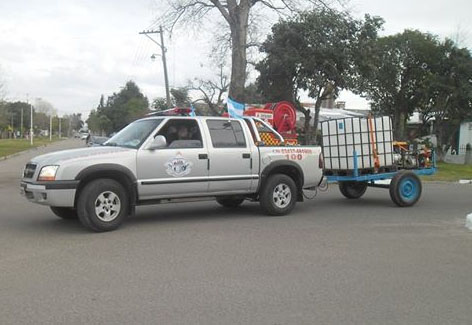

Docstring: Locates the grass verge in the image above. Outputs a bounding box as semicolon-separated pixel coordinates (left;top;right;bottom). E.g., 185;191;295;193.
422;162;472;182
0;137;63;158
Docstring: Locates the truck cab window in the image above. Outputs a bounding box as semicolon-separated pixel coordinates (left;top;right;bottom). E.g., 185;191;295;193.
104;119;163;149
206;120;246;148
157;119;203;148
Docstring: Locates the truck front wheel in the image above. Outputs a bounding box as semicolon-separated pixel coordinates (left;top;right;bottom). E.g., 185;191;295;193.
50;207;77;220
77;179;129;232
260;174;297;216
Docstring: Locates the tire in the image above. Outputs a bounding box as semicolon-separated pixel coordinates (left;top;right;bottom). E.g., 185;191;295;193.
50;207;78;220
216;196;245;208
339;181;368;199
259;173;297;216
389;171;422;207
77;179;129;232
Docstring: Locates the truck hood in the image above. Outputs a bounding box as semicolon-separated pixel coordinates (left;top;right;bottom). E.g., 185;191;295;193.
30;146;135;166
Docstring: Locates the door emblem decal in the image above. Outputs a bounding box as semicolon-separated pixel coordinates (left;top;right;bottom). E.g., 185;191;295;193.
165;153;193;177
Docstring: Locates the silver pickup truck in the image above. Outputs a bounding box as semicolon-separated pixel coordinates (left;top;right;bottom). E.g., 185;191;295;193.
20;116;324;231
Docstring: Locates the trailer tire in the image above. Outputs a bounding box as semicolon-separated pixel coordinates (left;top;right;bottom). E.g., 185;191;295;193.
50;207;78;220
389;171;422;207
260;173;297;216
216;196;245;208
339;181;368;199
77;178;129;232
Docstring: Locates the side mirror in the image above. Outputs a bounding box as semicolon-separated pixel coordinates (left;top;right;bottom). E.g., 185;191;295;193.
148;135;167;150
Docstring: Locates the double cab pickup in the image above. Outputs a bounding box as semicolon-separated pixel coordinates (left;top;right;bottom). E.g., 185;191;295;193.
20;116;324;231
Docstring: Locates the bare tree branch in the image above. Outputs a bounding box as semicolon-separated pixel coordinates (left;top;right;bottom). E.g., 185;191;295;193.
156;0;346;101
188;65;230;114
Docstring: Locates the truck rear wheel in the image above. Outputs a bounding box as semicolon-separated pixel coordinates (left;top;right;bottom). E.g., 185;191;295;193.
339;181;368;199
77;179;129;232
50;207;77;220
216;196;245;208
260;173;297;216
389;171;422;207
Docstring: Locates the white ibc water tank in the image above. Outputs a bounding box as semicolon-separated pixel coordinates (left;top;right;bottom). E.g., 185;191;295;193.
321;116;394;171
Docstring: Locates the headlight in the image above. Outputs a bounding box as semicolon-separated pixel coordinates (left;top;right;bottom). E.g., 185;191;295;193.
37;165;59;181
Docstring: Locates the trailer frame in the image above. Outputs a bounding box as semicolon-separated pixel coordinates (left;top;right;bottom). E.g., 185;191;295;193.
325;150;437;206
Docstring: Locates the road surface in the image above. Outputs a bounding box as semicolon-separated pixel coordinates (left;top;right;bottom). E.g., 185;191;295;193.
0;139;471;324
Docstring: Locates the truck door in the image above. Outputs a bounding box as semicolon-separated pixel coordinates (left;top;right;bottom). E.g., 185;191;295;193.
136;118;209;200
204;119;256;194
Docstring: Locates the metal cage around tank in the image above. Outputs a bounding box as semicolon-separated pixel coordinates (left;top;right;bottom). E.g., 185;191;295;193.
321;116;395;175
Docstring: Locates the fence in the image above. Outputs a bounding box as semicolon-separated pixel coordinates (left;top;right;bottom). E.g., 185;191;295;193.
450;144;472;155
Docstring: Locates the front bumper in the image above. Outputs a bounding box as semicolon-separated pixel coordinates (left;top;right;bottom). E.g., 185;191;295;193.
20;180;79;207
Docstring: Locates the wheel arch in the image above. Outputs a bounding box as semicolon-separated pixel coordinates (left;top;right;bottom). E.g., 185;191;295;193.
260;161;304;201
74;164;137;214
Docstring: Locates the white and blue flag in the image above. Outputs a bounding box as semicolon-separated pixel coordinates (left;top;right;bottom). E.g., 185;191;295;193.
227;97;245;118
189;103;196;117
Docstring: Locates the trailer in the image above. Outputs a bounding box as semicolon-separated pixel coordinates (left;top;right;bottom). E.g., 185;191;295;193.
325;150;436;206
321;116;437;207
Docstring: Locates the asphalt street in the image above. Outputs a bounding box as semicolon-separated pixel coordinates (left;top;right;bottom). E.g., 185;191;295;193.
0;139;471;324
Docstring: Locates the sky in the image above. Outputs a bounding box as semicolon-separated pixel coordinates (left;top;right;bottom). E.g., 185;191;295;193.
0;0;471;119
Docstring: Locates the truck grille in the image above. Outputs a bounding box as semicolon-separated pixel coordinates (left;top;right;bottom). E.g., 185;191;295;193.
23;163;37;179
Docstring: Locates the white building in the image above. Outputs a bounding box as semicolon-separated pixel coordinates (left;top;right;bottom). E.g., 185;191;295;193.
458;121;472;154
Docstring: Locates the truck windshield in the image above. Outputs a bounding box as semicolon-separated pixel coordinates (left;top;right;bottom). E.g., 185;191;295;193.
104;119;163;149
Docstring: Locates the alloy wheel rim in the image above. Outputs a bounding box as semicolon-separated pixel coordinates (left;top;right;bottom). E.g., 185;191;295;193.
272;183;291;208
95;191;121;222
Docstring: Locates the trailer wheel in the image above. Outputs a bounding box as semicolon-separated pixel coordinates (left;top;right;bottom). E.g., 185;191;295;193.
339;181;368;199
389;171;422;207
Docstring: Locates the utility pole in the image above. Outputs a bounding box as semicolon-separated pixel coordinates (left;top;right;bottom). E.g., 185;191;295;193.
27;94;34;146
59;116;61;138
30;104;33;145
10;113;14;138
20;108;23;137
49;114;52;141
139;26;171;108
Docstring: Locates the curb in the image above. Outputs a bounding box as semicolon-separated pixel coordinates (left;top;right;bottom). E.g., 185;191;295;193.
459;179;472;184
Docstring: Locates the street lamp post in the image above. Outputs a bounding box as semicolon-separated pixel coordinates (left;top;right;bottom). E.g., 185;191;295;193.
139;26;171;108
20;108;23;137
49;114;52;141
30;102;33;146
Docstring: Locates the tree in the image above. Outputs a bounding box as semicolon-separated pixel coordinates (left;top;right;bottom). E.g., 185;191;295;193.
257;9;382;143
152;97;169;111
4;101;31;135
35;98;56;116
417;39;472;157
87;81;149;134
354;30;443;140
151;87;191;111
0;101;9;136
159;0;339;102
188;65;229;115
170;87;191;107
244;82;268;104
0;65;5;100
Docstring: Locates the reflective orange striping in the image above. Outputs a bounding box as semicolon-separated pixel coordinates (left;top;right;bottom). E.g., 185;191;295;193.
259;132;298;146
260;132;281;146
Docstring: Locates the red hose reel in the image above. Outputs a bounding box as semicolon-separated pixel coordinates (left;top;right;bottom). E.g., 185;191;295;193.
246;101;298;144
